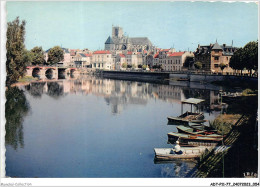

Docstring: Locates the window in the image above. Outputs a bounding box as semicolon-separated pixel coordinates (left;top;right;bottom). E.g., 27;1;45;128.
214;57;219;60
214;64;219;68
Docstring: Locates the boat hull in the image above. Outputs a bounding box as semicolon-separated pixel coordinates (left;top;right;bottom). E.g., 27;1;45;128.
167;132;223;146
154;147;214;161
167;112;205;125
176;126;222;138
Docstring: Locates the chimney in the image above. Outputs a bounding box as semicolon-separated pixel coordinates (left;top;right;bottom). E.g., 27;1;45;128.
198;44;200;48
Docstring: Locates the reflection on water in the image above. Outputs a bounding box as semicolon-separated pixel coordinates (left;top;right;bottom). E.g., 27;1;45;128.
6;75;230;178
5;87;30;150
23;76;224;115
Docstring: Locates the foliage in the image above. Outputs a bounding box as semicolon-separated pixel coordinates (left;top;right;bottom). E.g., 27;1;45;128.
122;62;127;68
138;64;142;68
242;88;256;96
18;76;38;83
132;64;136;69
194;61;202;69
31;46;46;65
47;46;64;65
6;17;27;85
142;65;147;69
152;64;162;69
243;41;258;75
229;48;244;74
5;86;30;149
210;114;241;135
230;41;258;75
127;64;132;68
183;57;194;68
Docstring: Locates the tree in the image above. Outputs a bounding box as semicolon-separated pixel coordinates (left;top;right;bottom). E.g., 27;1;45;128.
127;64;132;68
183;57;194;69
6;17;27;85
194;61;202;70
47;46;64;65
31;46;46;65
230;47;244;75
122;62;127;68
230;41;258;76
132;64;136;69
138;64;142;69
219;63;227;74
242;41;258;76
142;65;147;70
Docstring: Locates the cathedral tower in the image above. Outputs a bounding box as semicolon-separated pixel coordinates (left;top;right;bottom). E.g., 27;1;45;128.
112;26;123;38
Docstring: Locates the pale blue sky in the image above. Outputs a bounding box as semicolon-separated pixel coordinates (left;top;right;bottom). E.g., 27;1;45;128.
6;1;258;51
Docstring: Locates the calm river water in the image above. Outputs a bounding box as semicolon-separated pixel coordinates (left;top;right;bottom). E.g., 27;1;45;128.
6;75;229;178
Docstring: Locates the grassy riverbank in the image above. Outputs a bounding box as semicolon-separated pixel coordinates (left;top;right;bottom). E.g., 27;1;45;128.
18;76;38;83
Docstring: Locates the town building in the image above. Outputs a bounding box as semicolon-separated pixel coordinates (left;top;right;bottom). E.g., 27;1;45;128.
74;53;92;68
165;51;194;71
115;54;126;70
92;50;113;70
194;42;237;74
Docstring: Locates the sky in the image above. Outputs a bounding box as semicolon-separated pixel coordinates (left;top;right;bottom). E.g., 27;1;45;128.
6;1;258;52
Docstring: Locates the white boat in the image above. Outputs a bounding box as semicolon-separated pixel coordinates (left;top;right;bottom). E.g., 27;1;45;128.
154;146;214;160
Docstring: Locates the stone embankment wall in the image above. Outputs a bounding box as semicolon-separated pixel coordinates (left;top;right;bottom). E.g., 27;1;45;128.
169;73;258;83
102;71;257;83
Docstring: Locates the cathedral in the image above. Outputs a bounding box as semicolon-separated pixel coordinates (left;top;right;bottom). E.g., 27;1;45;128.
104;26;154;52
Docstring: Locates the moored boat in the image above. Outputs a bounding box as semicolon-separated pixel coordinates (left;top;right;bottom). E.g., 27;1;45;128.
176;125;222;138
154;146;214;160
167;132;223;146
167;98;206;125
168;112;206;125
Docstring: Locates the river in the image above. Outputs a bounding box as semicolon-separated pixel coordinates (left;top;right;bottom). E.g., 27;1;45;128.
5;75;231;178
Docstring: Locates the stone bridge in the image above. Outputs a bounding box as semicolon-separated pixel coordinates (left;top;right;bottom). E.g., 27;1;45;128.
26;66;78;78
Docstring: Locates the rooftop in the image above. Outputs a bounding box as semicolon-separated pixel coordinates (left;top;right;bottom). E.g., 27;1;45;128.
169;52;185;57
93;50;111;54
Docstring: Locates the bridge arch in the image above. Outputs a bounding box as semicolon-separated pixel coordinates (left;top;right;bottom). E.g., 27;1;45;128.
45;68;54;79
32;67;41;78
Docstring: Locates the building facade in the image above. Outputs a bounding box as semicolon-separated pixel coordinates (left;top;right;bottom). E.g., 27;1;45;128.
92;50;112;70
194;42;237;73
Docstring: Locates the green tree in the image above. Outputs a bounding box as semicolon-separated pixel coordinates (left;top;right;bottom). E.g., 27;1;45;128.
122;62;127;68
194;61;202;70
47;46;64;65
230;47;244;75
138;64;142;68
142;65;147;70
183;57;194;69
243;41;258;76
31;46;46;65
219;63;227;74
6;17;27;85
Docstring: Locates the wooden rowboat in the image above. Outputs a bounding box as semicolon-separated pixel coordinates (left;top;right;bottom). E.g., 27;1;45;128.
176;125;222;138
168;112;206;125
154;146;214;160
167;132;223;146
